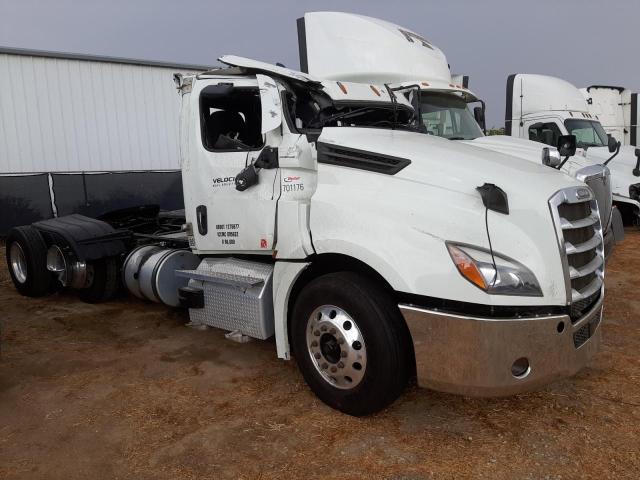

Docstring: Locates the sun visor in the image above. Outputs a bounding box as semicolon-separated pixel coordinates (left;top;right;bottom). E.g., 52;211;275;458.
298;12;452;84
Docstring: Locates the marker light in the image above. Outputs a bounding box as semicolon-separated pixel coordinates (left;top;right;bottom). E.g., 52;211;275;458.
337;81;348;94
447;244;487;290
370;85;381;96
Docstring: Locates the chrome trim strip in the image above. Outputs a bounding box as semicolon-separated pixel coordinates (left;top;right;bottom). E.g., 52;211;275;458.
565;234;602;255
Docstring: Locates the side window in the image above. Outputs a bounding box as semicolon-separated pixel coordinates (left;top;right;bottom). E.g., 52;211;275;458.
528;122;562;146
200;85;264;151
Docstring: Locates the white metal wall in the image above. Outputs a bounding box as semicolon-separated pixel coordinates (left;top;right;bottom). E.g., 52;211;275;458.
0;53;203;173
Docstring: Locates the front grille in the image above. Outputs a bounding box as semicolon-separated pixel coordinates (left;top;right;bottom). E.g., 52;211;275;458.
573;310;601;348
550;187;605;322
576;165;612;231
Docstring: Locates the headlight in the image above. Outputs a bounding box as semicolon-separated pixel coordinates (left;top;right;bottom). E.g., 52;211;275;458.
447;243;543;297
630;184;640;201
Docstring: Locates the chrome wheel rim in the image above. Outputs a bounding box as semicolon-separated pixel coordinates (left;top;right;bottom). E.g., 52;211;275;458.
9;242;28;284
306;305;367;390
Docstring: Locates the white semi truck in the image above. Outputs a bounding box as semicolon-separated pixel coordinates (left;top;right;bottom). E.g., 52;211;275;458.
5;34;605;416
504;74;640;226
297;12;619;255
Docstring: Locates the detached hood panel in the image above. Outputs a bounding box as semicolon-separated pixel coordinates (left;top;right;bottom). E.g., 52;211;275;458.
298;12;451;84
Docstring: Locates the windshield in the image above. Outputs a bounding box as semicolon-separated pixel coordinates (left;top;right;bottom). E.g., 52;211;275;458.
419;92;484;140
564;119;608;148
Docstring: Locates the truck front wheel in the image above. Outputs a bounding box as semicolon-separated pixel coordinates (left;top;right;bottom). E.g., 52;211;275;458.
5;226;51;297
291;272;411;416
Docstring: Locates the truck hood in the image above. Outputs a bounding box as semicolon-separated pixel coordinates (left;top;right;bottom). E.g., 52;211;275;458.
319;127;582;201
581;146;640;199
314;127;579;306
462;135;546;164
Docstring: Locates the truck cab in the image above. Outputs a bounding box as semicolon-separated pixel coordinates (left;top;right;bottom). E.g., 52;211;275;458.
505;74;640;226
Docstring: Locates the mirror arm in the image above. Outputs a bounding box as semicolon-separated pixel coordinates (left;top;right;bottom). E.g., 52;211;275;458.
556;156;571;170
633;149;640;177
604;142;621;166
479;99;487;135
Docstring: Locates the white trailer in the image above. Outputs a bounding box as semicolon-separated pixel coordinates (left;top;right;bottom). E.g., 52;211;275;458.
0;47;210;234
4;19;604;416
580;85;638;147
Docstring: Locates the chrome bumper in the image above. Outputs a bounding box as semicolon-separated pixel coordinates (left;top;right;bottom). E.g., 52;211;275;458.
399;296;602;397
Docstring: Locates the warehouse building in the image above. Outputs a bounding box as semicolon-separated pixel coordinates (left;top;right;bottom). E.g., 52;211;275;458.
0;47;211;234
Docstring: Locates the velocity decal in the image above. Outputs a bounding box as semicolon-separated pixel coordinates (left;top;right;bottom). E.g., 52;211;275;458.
213;177;235;188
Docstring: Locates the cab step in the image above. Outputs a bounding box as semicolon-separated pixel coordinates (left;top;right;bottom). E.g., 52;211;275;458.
176;258;275;340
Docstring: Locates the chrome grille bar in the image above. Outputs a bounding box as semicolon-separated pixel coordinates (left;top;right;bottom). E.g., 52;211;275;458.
549;186;605;319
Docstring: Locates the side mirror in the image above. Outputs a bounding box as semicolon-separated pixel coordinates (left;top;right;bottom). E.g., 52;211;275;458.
608;134;619;153
257;74;282;134
473;106;486;131
557;135;577;157
542;147;562;168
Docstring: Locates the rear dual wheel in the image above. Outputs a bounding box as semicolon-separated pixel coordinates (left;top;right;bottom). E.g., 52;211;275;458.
5;226;51;297
6;225;119;303
291;272;412;416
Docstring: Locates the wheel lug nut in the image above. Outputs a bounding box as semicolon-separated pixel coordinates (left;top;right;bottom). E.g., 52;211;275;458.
340;351;347;358
314;352;321;359
321;363;328;370
321;325;327;332
311;340;318;347
338;338;345;345
337;361;344;368
329;327;336;334
314;330;320;336
330;366;337;373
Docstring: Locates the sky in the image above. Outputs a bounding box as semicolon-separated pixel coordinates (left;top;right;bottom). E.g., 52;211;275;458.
1;0;639;128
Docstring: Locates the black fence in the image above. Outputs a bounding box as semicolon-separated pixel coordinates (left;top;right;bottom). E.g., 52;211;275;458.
0;171;184;235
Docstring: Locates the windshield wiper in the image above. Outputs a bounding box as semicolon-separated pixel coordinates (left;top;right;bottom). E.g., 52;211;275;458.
448;136;467;140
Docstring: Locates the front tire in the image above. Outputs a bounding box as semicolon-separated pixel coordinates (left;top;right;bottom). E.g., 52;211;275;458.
291;272;411;416
5;226;51;297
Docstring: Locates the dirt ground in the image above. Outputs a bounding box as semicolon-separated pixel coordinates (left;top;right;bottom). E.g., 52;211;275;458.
1;233;639;480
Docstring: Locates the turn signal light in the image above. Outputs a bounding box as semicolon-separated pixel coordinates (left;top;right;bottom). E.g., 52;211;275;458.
447;244;487;290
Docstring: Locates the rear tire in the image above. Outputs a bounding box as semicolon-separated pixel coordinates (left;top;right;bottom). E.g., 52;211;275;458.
291;271;411;416
5;226;51;297
78;257;119;303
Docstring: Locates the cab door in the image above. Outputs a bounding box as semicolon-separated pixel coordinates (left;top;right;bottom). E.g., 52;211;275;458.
183;75;282;254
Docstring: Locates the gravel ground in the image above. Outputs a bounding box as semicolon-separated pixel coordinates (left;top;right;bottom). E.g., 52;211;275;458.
1;232;639;479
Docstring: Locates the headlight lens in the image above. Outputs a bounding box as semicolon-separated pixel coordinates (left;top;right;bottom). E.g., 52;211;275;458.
447;243;543;297
630;184;640;201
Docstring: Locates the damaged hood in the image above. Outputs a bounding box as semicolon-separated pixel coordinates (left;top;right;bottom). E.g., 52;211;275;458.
318;127;582;203
462;135;548;165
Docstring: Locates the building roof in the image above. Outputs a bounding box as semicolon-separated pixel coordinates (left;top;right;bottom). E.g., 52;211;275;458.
0;45;212;70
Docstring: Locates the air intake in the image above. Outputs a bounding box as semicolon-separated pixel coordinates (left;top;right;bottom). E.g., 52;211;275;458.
317;143;411;175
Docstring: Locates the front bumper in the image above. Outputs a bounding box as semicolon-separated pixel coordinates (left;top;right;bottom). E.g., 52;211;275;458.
399;295;602;397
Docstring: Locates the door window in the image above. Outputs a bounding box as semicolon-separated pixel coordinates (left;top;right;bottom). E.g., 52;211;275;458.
200;86;264;151
528;122;563;146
